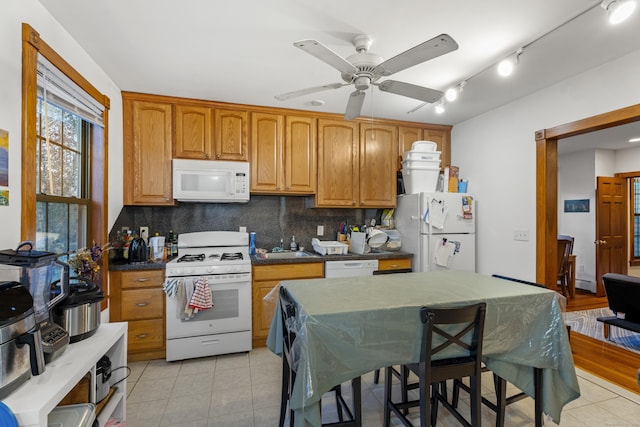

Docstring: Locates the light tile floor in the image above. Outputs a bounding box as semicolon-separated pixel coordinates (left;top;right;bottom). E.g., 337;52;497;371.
124;347;640;426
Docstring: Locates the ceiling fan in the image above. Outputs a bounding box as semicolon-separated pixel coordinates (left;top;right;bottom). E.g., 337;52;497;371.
275;34;459;120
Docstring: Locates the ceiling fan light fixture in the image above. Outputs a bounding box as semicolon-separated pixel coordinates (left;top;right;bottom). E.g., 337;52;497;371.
602;0;637;24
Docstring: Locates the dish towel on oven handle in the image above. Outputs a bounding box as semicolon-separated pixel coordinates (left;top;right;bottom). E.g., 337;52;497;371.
188;277;214;314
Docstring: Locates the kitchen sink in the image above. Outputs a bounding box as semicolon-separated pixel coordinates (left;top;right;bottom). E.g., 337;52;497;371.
264;251;318;259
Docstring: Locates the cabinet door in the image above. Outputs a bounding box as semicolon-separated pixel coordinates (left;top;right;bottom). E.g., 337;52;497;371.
124;99;174;205
250;112;284;192
317;119;359;207
423;127;450;168
398;126;423;170
360;124;397;207
252;279;279;345
215;108;248;161
285;115;316;193
174;104;213;159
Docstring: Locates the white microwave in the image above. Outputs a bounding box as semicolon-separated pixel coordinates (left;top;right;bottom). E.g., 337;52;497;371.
172;159;250;203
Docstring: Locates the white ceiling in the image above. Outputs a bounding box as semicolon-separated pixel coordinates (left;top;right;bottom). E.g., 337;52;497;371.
38;0;640;147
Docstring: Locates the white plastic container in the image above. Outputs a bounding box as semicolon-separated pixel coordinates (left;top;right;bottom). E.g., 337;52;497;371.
411;140;438;151
402;150;441;161
402;167;440;194
312;238;349;255
402;158;441;169
149;235;165;262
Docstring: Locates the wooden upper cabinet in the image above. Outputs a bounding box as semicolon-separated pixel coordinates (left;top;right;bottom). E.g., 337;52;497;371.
360;124;397;207
123;98;174;206
215;108;248;161
398;125;451;170
250;113;316;194
250;112;284;192
316;119;360;207
174;105;213;159
285;115;316;193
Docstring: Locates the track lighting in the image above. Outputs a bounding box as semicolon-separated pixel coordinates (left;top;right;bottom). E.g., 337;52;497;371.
601;0;637;24
497;49;523;77
444;81;466;102
435;100;445;114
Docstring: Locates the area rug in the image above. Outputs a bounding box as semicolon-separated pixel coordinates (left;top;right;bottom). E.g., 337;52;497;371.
564;307;640;354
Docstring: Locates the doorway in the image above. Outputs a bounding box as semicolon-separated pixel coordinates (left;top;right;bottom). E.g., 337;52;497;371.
535;103;640;297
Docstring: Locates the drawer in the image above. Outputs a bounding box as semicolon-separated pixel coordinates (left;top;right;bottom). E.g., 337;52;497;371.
128;319;164;352
121;288;164;320
120;269;165;289
378;258;412;271
252;262;324;281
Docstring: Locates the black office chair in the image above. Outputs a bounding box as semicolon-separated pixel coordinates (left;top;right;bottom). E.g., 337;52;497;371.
384;302;487;427
451;275;550;427
278;286;362;427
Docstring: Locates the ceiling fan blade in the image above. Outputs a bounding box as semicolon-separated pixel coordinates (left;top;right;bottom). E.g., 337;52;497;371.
275;83;348;101
294;39;357;75
344;90;366;120
376;80;443;103
374;34;458;76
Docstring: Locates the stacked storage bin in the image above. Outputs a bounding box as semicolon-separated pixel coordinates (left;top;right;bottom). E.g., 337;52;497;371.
401;141;441;193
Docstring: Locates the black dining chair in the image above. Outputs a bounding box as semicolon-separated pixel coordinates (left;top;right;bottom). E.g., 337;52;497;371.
557;235;574;298
278;286;362;427
451;274;553;427
384;302;487;427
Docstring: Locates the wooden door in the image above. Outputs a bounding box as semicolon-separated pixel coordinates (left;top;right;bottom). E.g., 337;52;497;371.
174;105;213;159
124;99;174;205
398;126;423;170
250;112;284;192
359;123;397;207
595;176;627;296
316;119;359;207
214;108;248;160
285;115;317;194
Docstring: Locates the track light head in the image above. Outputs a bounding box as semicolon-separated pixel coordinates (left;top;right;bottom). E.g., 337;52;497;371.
601;0;637;24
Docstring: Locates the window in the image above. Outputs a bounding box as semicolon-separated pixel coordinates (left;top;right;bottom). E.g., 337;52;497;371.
35;98;92;254
633;177;640;260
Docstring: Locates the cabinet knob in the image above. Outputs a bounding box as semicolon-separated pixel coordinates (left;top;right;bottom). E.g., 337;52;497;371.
205;153;210;159
136;278;150;282
135;302;148;307
216;154;221;159
135;333;149;339
352;201;356;205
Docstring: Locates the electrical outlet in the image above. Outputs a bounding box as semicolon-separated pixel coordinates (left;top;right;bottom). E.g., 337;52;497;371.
139;226;149;242
317;225;324;236
579;264;585;272
239;226;247;233
513;228;529;241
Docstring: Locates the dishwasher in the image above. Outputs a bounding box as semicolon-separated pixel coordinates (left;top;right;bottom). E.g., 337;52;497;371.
325;259;379;278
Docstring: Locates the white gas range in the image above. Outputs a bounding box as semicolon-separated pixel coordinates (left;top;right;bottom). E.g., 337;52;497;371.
164;231;252;362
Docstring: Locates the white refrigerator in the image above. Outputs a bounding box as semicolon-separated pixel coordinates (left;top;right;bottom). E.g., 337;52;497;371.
395;192;476;273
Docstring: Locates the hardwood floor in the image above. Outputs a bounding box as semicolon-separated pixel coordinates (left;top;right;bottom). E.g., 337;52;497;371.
564;289;640;395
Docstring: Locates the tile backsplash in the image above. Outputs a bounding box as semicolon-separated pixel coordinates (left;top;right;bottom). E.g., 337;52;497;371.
110;196;377;251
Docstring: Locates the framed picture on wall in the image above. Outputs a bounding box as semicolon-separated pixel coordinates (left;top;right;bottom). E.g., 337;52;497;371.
564;199;589;213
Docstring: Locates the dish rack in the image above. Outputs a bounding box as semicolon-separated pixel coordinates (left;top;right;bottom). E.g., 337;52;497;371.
311;238;349;255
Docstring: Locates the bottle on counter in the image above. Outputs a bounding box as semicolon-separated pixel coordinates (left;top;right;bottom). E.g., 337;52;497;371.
290;235;297;251
170;231;178;257
249;232;256;255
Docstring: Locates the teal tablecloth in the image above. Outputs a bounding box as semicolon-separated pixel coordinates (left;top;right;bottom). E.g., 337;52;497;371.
266;270;580;427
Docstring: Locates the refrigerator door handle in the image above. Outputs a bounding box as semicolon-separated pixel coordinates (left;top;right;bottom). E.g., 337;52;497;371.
410;215;421;221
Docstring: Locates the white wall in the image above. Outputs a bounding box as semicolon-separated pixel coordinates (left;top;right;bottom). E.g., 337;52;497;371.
0;0;123;251
452;49;640;282
558;149;596;291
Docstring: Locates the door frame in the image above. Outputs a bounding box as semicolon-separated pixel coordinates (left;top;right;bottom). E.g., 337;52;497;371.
535;103;640;297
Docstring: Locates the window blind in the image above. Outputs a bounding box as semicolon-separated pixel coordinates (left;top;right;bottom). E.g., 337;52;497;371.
36;55;105;126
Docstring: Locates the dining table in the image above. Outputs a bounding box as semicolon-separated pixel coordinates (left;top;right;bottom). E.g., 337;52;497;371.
266;270;580;427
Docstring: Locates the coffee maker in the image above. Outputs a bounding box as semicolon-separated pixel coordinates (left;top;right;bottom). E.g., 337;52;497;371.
0;281;46;399
0;242;70;363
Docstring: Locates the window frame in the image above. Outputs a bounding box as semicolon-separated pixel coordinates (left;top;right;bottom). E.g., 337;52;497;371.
628;174;640;266
22;24;110;308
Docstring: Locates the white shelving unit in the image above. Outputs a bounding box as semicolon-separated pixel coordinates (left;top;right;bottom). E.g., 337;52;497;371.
4;322;128;427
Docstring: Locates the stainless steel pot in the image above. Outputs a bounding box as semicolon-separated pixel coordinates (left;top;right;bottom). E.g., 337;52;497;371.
52;278;104;343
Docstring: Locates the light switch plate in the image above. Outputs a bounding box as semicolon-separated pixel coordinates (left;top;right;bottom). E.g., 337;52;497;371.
239;226;247;233
317;225;324;236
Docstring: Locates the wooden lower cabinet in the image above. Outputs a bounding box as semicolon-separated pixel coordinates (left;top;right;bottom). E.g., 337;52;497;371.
378;257;412;272
252;262;323;347
109;269;166;361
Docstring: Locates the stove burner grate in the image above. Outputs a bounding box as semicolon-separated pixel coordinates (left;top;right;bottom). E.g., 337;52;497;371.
177;254;206;263
221;252;243;261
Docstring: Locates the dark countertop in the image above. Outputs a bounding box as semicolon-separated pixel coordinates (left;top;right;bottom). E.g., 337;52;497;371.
250;251;413;265
109;251;413;270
